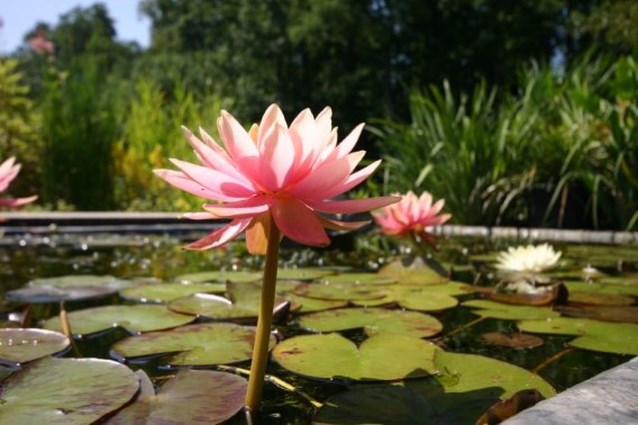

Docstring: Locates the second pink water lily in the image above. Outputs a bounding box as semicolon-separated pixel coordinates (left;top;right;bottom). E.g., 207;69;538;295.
0;157;37;208
373;191;450;245
155;104;399;253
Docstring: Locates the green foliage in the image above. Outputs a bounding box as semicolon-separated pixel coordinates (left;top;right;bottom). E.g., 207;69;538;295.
0;58;41;196
40;59;119;210
113;78;229;211
373;81;537;225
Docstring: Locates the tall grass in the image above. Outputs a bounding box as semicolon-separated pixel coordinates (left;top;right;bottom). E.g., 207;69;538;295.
372;81;538;225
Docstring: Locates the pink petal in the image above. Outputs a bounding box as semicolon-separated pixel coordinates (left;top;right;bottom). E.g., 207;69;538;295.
183;127;252;186
0;159;19;193
319;159;381;199
184;218;251;250
257;104;288;143
291;151;365;198
154;169;226;200
217;111;259;160
202;197;271;218
0;195;37;207
309;196;401;214
271;198;330;246
318;216;370;231
170;159;255;200
325;123;364;162
181;212;218;220
259;124;295;190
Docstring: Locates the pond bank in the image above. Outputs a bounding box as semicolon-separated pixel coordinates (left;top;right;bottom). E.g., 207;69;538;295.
1;212;636;244
503;356;638;424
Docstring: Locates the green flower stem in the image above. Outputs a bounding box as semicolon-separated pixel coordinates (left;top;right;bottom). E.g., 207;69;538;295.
245;223;280;412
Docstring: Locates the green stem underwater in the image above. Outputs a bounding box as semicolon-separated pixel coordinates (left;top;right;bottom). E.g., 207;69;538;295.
245;223;281;413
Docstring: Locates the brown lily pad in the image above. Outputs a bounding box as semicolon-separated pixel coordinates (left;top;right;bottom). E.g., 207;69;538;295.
481;332;544;349
475;389;545;425
555;305;638;323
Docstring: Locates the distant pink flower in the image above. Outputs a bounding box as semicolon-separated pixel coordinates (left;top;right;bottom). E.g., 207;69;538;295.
0;157;37;207
155;104;399;254
373;191;450;246
29;35;54;55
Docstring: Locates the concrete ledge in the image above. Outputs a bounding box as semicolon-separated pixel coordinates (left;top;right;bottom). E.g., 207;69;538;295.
503;357;638;424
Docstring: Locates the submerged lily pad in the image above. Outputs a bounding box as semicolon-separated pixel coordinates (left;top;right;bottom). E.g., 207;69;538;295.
568;291;634;306
174;271;261;284
112;322;275;366
43;305;194;336
564;280;638;296
106;369;246;425
0;357;138;425
463;299;560;320
299;308;442;338
518;317;638;355
272;333;438;381
0;328;70;366
167;282;288;320
377;259;449;285
555;305;638;323
481;332;544;349
119;282;226;303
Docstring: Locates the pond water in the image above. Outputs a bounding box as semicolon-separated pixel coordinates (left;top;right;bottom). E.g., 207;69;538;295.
0;231;636;424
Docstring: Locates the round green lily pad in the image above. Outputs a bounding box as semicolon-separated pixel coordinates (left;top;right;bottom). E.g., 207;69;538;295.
112;322;275;366
318;273;397;286
277;268;331;281
0;357;139;425
43;305;194;336
564;281;638;296
174;271;261;284
105;369;246;424
291;283;385;301
285;293;348;313
299;308;442;338
272;333;438;381
119;282;226;303
518;317;638;355
28;274;130;289
5;285;116;304
0;328;70;366
463;299;560;320
568;291;634;306
377;257;450;285
352;284;462;311
167;282;288;320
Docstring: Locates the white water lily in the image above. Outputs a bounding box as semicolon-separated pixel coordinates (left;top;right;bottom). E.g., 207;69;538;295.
495;243;562;273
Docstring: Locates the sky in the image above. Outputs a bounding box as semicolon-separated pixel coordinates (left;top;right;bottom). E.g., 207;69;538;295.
0;0;150;54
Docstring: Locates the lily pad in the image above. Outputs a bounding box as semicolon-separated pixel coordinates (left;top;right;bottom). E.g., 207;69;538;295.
463;299;560;320
318;273;397;286
0;328;70;366
0;357;138;425
28;274;130;290
43;305;194;336
377;258;449;285
105;369;246;424
352;284;462;311
314;386;435;424
291;283;385;301
112;322;275;366
119;282;226;303
481;332;544;349
568;291;634;306
564;280;638;296
285;293;347;313
174;271;261;284
272;333;438;381
406;351;555;421
518;317;638;355
5;285;116;304
555;305;638;323
167;282;288;320
299;308;443;338
277;268;331;281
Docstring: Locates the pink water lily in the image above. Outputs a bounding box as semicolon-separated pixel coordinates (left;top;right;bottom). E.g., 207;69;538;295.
373;191;450;246
155;104;399;253
0;157;37;207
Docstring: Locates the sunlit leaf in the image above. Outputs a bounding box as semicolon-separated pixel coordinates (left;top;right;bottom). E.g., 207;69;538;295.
120;282;226;303
0;328;70;366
